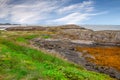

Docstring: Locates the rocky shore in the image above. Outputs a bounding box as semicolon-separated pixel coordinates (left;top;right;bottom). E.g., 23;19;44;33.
6;25;120;45
31;38;120;80
6;24;120;79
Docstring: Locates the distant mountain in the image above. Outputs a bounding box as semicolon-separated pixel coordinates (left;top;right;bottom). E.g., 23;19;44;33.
0;23;20;25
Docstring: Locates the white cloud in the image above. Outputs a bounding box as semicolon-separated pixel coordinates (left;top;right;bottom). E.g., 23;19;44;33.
0;0;107;24
52;11;108;24
10;0;62;24
0;0;9;7
0;0;10;18
0;9;9;18
52;12;91;24
51;0;94;24
57;0;94;15
0;0;68;24
52;0;107;24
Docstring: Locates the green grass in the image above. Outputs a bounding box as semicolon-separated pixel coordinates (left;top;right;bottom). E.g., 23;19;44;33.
40;34;51;39
16;35;38;43
0;31;114;80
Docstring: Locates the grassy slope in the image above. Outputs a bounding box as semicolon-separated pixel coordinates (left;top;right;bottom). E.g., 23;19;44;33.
0;31;114;80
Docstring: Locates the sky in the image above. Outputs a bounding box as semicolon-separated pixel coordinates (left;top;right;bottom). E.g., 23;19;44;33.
0;0;120;25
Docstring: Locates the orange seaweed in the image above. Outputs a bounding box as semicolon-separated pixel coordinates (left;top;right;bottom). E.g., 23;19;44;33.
76;46;120;71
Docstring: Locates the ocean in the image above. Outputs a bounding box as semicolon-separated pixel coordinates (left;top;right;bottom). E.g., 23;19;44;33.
0;25;120;31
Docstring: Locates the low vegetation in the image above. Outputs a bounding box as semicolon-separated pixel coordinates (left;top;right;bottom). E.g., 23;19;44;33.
76;46;120;71
0;31;114;80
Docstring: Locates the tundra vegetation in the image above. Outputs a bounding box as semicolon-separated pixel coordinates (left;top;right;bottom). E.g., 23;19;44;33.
0;31;114;80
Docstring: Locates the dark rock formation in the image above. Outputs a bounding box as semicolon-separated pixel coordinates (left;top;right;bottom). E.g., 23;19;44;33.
6;26;47;31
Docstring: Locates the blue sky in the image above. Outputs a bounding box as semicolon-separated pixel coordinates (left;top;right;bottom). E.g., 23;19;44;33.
0;0;120;25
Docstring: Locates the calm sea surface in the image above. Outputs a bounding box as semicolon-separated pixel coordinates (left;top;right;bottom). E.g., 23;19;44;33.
0;25;120;31
81;25;120;31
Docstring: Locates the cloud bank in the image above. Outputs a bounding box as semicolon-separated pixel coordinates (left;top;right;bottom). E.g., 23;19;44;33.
0;0;106;24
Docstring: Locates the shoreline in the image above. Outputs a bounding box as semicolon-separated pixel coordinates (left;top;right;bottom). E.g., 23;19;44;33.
31;38;120;79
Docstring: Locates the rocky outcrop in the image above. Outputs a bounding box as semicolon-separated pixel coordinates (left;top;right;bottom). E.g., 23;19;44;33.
5;24;90;31
6;26;47;31
31;38;120;80
6;24;120;45
53;26;120;45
